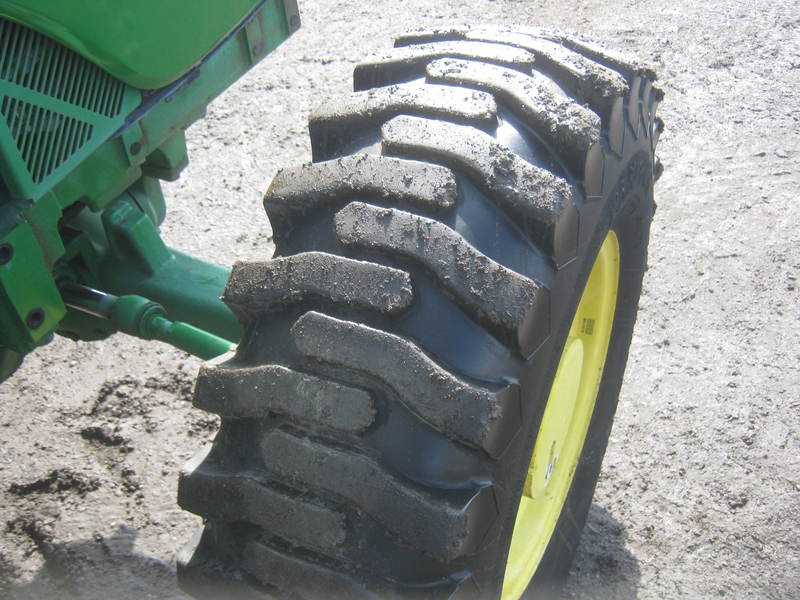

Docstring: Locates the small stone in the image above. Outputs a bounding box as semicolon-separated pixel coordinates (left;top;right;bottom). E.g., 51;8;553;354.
726;494;748;510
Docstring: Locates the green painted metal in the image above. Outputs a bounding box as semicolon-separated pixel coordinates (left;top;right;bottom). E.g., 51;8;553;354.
0;0;297;380
0;221;65;353
0;0;270;90
47;0;297;217
62;283;234;360
20;191;67;269
106;249;241;344
147;317;234;360
96;197;242;343
0;347;22;381
59;194;242;345
0;17;141;202
141;131;188;182
0;0;299;207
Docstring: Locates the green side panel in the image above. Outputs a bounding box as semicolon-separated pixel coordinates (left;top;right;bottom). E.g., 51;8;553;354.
48;0;297;215
0;347;22;381
0;17;141;201
0;222;65;353
0;0;263;89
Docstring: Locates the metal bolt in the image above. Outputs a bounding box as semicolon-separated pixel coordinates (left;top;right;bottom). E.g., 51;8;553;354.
289;14;301;29
252;43;264;56
130;141;142;155
545;457;558;481
545;440;558;482
0;243;13;265
26;308;45;330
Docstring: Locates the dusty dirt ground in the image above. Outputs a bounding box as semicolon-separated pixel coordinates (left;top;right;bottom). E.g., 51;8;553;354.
1;1;798;599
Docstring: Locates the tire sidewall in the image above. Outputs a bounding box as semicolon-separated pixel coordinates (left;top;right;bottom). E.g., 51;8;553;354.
522;150;655;599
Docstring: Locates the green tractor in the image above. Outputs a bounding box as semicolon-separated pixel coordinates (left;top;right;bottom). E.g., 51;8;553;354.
0;2;663;598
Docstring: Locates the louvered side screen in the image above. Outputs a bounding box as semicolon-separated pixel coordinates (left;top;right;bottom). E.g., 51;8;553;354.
0;18;140;201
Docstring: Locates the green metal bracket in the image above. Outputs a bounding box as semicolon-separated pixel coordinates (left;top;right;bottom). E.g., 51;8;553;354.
121;123;147;167
142;131;188;182
96;197;242;342
56;189;242;347
22;191;66;268
124;177;167;228
102;197;172;275
0;222;65;353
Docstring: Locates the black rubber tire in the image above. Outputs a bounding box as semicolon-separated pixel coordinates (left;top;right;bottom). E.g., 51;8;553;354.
177;26;662;600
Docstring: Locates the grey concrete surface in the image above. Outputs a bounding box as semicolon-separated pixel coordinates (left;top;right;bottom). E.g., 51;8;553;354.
1;1;798;599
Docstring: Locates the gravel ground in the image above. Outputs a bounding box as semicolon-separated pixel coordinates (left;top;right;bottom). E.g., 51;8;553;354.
1;1;798;599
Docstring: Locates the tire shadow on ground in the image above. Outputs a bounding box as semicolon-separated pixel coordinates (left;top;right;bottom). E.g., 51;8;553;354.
562;504;641;600
0;506;639;600
0;524;189;600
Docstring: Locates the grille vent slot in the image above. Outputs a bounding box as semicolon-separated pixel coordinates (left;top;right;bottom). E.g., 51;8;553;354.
0;97;93;184
0;19;127;118
0;17;139;200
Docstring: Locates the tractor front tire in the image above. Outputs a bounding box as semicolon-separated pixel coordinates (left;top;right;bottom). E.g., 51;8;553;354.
177;26;662;600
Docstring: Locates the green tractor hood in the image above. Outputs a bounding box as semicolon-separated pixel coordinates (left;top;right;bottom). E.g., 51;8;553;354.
0;0;270;90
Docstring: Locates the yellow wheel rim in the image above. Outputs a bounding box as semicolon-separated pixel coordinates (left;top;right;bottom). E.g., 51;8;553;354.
502;231;620;600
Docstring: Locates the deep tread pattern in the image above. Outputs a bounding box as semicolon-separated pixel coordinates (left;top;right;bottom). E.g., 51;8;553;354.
264;155;457;239
310;83;498;161
641;79;653;134
381;115;578;266
607;96;626;156
179;459;346;554
654;157;664;181
401;25;660;83
245;540;376;600
290;311;521;456
259;428;498;561
393;27;475;48
654;116;665;149
466;32;629;115
223;252;413;319
393;27;629;116
353;41;535;91
541;32;658;82
181;24;661;600
425;58;600;174
335;201;549;354
628;76;643;136
642;79;661;140
194;363;375;433
395;25;658;83
177;529;274;600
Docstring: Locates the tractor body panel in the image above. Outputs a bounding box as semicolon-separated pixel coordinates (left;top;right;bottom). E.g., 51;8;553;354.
0;0;265;89
0;1;300;376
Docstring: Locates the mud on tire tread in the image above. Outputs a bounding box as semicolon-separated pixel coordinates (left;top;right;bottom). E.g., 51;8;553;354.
179;25;661;600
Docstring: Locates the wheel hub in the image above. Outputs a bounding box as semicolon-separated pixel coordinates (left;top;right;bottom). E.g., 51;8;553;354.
502;231;620;600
